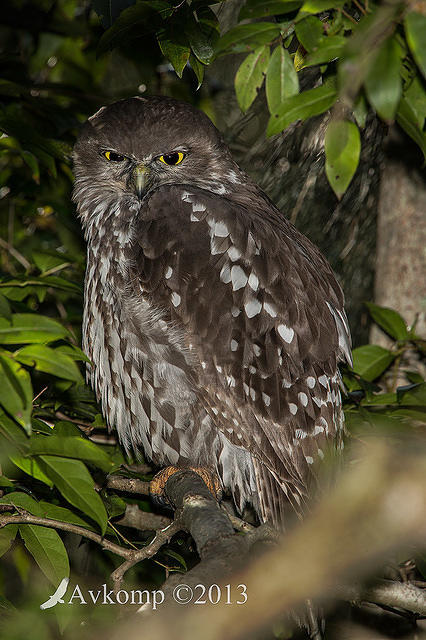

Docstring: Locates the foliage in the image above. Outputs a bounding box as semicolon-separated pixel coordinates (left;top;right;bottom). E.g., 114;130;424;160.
0;1;425;637
87;0;426;198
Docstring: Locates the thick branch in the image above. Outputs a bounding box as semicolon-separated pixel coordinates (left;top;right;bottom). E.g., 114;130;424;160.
115;504;171;531
106;475;150;495
339;580;426;617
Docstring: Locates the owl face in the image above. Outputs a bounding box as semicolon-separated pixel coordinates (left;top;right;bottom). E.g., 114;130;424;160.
73;96;236;205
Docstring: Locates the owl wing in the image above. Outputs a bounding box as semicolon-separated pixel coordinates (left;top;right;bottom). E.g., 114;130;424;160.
132;184;351;519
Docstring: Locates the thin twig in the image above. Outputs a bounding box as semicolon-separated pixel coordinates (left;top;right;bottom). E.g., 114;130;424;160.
352;0;367;15
111;520;182;592
341;8;358;24
0;512;132;558
0;237;31;270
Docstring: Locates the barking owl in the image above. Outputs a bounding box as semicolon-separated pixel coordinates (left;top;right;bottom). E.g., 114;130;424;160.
73;96;351;528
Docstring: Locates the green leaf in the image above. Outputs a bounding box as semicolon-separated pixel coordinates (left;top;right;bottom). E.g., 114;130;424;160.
351;345;395;381
361;392;398;406
32;251;71;275
0;293;11;321
365;37;402;122
215;23;280;56
20;525;69;588
37;456;108;534
10;455;53;487
235;46;270;113
185;17;214;64
0;492;69;587
404;75;426;130
38;501;97;531
325;120;361;199
396;382;426;406
299;0;345;13
0;408;29;446
266;46;299;114
0;354;32;434
29;435;115;472
158;37;191;78
189;54;205;89
14;345;83;383
97;2;169;55
0;314;69;344
92;0;137;29
102;493;127;518
0;524;18;558
239;0;302;20
55;344;91;363
353;94;368;129
302;35;346;67
365;303;409;341
405;12;426;79
295;16;323;52
396;97;426;161
267;79;337;135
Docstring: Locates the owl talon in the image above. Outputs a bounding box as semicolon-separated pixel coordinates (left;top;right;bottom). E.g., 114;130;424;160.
150;466;222;508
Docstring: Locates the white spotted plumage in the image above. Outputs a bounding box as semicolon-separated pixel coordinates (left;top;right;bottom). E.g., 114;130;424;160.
73;96;352;530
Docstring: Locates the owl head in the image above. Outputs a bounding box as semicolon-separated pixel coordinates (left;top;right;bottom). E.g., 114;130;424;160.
72;96;240;221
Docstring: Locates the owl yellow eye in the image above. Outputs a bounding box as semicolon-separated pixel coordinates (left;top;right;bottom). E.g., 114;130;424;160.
159;152;185;166
103;150;125;162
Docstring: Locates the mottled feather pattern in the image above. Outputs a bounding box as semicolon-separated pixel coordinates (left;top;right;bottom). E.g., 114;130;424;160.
73;96;351;527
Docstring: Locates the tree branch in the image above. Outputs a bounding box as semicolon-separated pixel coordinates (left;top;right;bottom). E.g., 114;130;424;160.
0;512;132;558
106;474;151;495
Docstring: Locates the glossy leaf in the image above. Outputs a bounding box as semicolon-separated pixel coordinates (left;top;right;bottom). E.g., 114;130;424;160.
215;23;280;56
353;94;368;129
365;37;402;122
14;345;83;383
97;2;169;55
396;98;426;161
365;303;409;341
294;16;323;52
0;314;69;345
10;455;53;487
32;251;71;275
20;525;69;588
0;492;69;587
158;37;191;78
37;456;108;534
299;0;345;12
189;54;205;89
405;12;426;79
351;345;395;381
266;46;299;114
0;355;32;434
239;0;302;19
396;382;426;406
0;294;11;321
185;17;214;64
0;524;18;558
325;120;361;199
302;36;346;67
29;435;115;472
39;501;97;531
92;0;136;29
235;46;270;113
267;79;337;135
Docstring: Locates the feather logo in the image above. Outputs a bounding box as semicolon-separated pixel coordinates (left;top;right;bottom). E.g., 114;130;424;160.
40;577;69;609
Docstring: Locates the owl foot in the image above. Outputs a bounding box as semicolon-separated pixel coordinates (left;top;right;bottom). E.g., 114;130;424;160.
150;466;222;509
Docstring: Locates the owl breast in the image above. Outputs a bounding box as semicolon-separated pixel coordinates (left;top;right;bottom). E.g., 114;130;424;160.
81;201;258;512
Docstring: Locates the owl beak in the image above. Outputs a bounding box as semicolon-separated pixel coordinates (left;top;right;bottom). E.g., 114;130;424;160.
132;164;150;198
